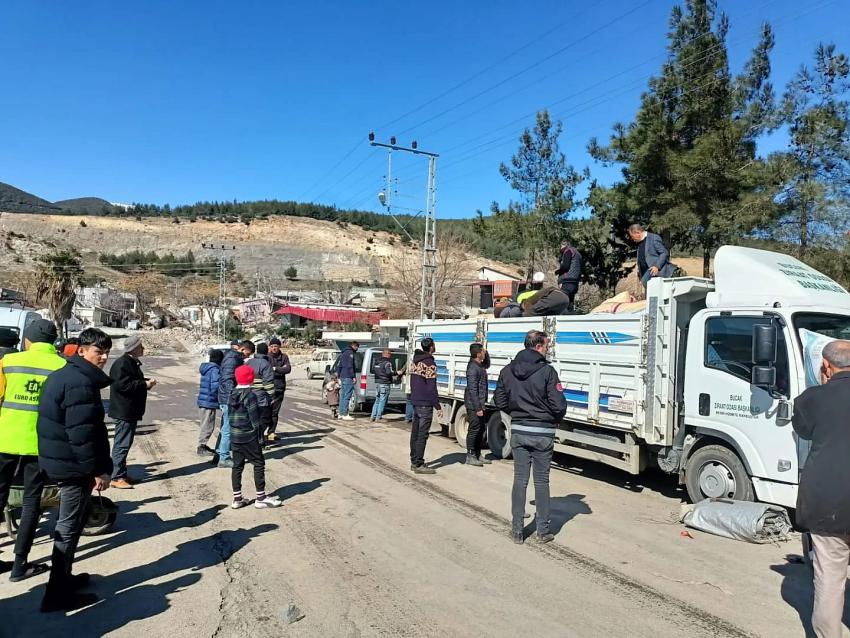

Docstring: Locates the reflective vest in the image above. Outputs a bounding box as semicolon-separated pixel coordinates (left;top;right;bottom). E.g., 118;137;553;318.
0;343;66;456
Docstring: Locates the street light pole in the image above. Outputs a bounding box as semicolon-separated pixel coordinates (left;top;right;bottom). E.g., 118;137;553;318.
368;133;439;320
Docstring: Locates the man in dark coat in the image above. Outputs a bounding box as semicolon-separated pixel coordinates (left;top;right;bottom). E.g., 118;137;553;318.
408;338;443;474
37;328;114;613
267;337;291;439
628;223;674;288
216;343;244;467
521;286;571;317
463;343;490;467
196;349;223;456
494;330;566;545
337;341;359;421
792;340;850;638
554;239;582;313
107;335;155;489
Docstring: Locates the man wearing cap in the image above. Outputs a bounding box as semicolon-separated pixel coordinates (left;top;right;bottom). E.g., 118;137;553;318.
267;337;291;440
0;318;66;580
0;327;20;359
107;335;155;489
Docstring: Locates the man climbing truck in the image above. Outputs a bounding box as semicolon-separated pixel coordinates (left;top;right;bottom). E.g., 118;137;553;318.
406;246;850;508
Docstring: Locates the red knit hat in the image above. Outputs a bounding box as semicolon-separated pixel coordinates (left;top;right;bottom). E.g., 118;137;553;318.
234;365;255;386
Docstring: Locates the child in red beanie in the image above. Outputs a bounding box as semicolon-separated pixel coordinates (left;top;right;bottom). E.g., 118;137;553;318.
229;365;281;509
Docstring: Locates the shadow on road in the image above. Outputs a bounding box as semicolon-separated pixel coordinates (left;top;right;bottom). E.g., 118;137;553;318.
524;494;592;539
427;452;467;469
552;453;684;500
0;524;277;634
264;445;325;461
771;555;850;638
272;477;331;503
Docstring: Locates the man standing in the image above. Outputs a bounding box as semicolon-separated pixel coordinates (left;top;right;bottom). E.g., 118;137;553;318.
267;337;291;440
554;239;582;313
409;338;442;475
217;341;244;468
0;327;19;359
337;341;359;422
242;341;275;443
628;223;673;289
0;319;66;580
371;348;397;423
464;343;490;467
108;335;155;489
37;328;114;612
494;330;566;545
792;340;850;638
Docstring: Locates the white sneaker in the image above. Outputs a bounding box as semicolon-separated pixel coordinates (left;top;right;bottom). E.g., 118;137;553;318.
255;496;282;509
340;415;354;421
231;499;247;509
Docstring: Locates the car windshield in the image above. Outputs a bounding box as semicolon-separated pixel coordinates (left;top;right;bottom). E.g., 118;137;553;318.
794;313;850;341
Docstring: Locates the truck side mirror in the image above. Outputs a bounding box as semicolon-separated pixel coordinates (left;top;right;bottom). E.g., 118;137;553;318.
777;399;793;422
751;365;776;388
752;323;778;365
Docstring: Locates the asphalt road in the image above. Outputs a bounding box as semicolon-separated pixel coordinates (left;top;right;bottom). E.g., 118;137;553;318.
0;353;835;637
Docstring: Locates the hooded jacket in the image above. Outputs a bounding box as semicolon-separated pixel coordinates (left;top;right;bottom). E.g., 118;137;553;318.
793;371;850;534
338;347;357;379
37;355;114;481
197;362;221;410
493;348;566;435
218;349;244;405
464;357;489;412
409;349;440;408
228;386;262;444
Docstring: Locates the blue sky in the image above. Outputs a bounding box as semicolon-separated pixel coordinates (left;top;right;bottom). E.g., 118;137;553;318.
1;0;847;219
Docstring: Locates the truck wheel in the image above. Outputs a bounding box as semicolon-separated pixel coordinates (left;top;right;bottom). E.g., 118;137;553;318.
453;410;469;449
487;412;512;460
685;444;754;503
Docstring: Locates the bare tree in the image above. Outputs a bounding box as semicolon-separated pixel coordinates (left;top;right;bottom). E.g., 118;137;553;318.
389;231;476;317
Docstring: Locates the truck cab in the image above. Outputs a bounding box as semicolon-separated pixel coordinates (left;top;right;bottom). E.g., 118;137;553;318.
0;307;44;349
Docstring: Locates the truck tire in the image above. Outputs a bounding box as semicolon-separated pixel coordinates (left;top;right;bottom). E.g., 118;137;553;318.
487;411;512;460
453;409;469;449
685;444;754;503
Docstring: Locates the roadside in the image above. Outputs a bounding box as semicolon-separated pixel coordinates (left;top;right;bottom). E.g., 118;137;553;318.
0;352;821;637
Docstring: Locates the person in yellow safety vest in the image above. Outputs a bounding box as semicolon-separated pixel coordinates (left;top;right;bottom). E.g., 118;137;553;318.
0;318;66;581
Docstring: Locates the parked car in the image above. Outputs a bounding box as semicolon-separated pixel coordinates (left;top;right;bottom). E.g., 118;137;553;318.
306;348;338;379
323;347;407;413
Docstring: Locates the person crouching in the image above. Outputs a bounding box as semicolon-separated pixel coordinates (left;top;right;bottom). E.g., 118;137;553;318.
229;365;281;510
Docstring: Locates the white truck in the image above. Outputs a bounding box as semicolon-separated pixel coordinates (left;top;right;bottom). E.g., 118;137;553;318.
406;246;850;508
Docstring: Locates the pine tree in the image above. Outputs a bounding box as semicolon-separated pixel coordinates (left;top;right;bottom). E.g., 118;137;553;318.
589;0;780;276
776;43;850;258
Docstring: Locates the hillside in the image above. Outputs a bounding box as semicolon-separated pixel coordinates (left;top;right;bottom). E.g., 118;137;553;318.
54;197;118;215
0;181;62;214
0;213;518;289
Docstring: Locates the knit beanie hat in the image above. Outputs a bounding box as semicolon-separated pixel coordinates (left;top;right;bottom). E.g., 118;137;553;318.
234;364;255;386
269;337;281;346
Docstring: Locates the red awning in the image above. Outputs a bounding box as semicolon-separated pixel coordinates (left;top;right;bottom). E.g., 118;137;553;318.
274;304;384;325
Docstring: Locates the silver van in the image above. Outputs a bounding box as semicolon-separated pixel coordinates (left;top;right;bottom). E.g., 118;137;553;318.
325;347;408;413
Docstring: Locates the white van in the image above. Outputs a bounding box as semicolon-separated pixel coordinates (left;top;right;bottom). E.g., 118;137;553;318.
0;307;44;347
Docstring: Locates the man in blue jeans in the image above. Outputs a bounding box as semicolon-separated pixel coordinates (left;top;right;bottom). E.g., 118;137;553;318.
371;348;398;422
216;341;244;467
493;330;566;545
337;341;359;421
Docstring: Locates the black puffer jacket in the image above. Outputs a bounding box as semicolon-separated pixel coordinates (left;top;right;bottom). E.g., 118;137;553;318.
493;348;566;435
374;357;395;384
555;247;582;283
37;355;114;481
108;353;148;421
218;349;244;404
793;371;850;534
464;358;489;412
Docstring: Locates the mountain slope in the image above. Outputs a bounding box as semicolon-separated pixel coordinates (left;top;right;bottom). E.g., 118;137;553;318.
54;197;117;215
0;181;62;214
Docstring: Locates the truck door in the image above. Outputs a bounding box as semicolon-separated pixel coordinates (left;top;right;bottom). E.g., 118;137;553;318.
684;313;799;503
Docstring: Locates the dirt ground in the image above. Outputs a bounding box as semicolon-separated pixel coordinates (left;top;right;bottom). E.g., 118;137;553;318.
0;352;834;637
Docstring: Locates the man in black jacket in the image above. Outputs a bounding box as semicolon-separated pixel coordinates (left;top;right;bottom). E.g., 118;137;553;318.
792;340;850;638
107;335;155;489
494;330;566;545
267;337;291;438
371;348;397;422
408;338;442;474
37;328;114;613
554;239;582;313
216;344;244;467
464;343;490;467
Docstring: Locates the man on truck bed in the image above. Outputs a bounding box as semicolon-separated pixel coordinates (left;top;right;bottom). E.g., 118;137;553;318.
791;339;850;638
464;343;490;467
494;330;567;545
628;223;673;288
554;239;582;313
409;337;442;475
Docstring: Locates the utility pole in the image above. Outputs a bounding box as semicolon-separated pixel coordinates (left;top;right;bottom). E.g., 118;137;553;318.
368;133;439;319
201;243;236;338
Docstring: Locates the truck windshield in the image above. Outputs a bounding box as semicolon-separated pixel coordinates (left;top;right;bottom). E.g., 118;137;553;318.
794;313;850;341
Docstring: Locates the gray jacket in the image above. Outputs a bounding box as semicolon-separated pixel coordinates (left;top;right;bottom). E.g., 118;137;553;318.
638;232;674;278
247;355;275;407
